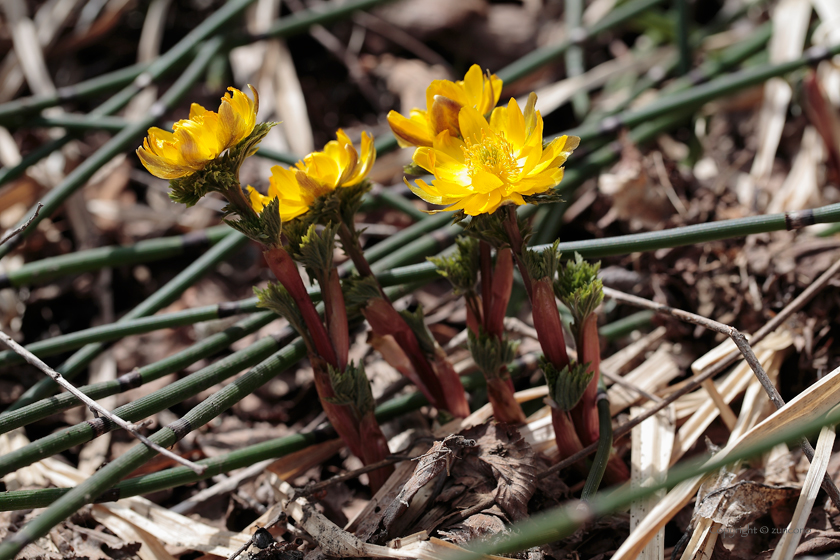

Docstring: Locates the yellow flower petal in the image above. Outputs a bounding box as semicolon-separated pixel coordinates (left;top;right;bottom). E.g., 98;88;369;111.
458;105;490;144
390;64;504;148
256;130;377;220
218;85;258;148
403;93;579;215
137;85;259;180
387;110;434;148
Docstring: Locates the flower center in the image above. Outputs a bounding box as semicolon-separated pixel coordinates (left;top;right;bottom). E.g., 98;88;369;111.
463;130;519;182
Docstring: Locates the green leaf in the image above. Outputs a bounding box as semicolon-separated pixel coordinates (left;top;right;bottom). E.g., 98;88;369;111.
255;282;308;344
521;239;561;281
285;222;339;285
399;305;436;357
343;275;383;313
325;361;375;416
554;252;604;326
467;330;518;380
428;236;479;295
542;359;593;411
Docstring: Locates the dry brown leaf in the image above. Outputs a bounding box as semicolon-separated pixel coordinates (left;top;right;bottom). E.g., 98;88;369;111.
455;423;538;522
695;481;800;528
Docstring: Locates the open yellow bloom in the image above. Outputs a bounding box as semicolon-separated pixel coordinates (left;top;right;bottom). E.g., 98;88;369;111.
387;64;502;148
137;85;259;180
248;129;375;222
407;94;580;216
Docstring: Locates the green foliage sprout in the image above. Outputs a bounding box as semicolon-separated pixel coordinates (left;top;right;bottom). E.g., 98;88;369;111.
429;236;480;295
522;240;561;281
542;359;593;411
555;252;604;328
467;330;519;380
325;361;375;416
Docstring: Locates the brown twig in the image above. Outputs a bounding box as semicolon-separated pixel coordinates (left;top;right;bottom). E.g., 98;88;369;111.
539;255;840;484
0;203;42;246
0;329;207;474
296;454;415;498
598;285;840;509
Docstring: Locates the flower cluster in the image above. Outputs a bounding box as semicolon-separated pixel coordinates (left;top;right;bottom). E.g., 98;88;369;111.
388;65;579;217
136;67;619;485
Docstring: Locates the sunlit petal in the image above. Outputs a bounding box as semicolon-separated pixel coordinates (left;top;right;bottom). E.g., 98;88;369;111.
403;95;580;215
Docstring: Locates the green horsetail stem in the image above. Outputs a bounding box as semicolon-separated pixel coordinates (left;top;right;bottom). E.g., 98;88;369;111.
0;327;294;478
0;275;430;477
0;281;430;557
0;299;260;368
566;41;840;144
0;62;150;126
0;36;226;256
0;225;230;289
0;311;276;434
0;206;450;367
0;363;512;511
0;0;402;258
13;190;822;376
4;230;248;413
583;18;772;127
0;338;307;559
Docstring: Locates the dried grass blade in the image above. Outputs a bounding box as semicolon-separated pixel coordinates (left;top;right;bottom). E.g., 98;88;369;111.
771;423;837;560
91;506;177;560
630;403;675;560
613;361;840;560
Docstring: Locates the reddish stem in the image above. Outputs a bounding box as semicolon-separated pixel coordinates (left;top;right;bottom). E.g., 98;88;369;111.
363;298;447;409
504;206;533;301
367;332;437;405
339;223;377;280
487;377;526;424
480;241;493;329
326;269;349;370
487;247;513;338
263;246;338;367
571;313;600;447
432;347;470;418
465;295;482;335
548;402;586;471
311;359;363;458
531;278;570;371
359;411;394;493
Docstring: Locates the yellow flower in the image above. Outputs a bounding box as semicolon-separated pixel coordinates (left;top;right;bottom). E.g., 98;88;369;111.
137;85;259;180
248;129;375;222
387;64;502;148
407;93;580;216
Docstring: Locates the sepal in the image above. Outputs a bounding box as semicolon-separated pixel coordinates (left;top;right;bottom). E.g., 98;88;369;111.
467;329;518;380
521;240;561;282
543;359;593;411
456;208;533;249
325;361;375;416
399;305;436;357
307;180;371;231
523;189;565;205
554;252;604;328
403;162;427;176
225;196;284;246
254;282;308;343
428;236;479;295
